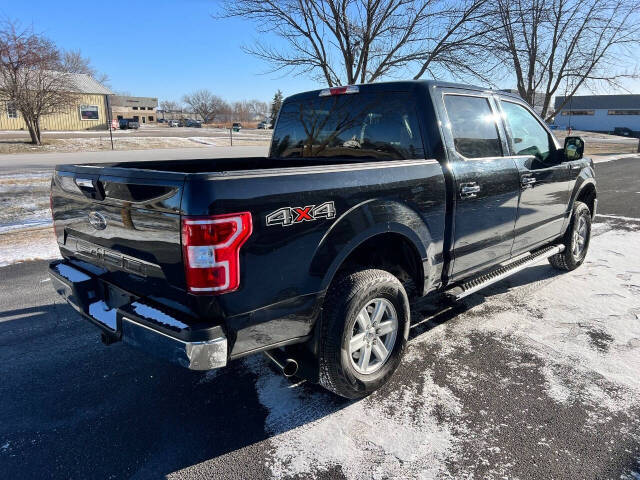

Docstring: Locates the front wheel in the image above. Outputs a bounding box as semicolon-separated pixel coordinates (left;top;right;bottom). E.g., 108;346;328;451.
318;269;410;399
549;201;592;271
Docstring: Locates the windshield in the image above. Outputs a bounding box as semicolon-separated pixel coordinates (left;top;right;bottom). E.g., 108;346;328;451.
270;92;424;161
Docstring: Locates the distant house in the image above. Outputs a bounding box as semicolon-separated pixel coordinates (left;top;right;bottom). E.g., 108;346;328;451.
554;95;640;133
110;96;158;125
0;73;113;131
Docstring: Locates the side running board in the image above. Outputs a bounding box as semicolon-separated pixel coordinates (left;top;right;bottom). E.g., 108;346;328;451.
445;244;565;301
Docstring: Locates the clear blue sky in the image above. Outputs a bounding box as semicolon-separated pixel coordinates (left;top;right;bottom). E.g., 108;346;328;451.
0;0;320;103
1;0;637;103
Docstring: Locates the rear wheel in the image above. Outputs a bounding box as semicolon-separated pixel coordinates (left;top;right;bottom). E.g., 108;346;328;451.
548;201;592;271
319;269;410;399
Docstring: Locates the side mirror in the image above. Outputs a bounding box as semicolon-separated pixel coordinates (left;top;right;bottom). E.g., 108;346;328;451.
564;136;584;161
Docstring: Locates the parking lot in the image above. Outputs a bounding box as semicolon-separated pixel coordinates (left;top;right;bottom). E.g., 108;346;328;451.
0;156;639;479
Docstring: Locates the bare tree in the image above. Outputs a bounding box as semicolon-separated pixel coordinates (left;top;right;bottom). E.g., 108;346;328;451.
0;21;78;144
233;100;268;122
489;0;640;120
248;99;269;120
182;89;225;123
159;100;181;112
63;49;110;86
220;0;496;86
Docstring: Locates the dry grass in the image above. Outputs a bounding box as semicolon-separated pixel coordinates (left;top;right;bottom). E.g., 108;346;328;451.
554;130;639;155
0;137;209;154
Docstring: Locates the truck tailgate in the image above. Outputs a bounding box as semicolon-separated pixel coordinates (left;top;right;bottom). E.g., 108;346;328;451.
51;165;187;299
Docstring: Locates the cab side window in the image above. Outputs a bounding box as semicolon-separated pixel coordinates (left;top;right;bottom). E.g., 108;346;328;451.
444;94;502;159
500;100;553;162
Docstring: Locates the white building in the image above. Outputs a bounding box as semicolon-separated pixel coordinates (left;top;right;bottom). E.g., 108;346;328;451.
554;95;640;133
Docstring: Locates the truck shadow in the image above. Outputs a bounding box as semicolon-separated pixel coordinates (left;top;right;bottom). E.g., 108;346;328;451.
0;262;564;479
408;263;562;340
0;301;350;479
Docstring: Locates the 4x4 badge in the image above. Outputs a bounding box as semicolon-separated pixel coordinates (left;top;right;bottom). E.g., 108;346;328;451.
266;201;336;227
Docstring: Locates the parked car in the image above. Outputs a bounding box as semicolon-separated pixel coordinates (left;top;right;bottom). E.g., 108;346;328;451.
257;121;272;129
168;120;179;127
48;80;596;398
185;119;202;128
232;122;242;132
157;118;166;124
118;118;139;130
613;127;633;137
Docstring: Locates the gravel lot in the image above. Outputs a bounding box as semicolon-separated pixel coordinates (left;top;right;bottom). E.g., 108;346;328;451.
0;156;639;479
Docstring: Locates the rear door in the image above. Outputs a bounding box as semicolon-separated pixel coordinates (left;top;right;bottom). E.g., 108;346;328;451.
51;166;186;298
436;89;520;280
496;98;573;254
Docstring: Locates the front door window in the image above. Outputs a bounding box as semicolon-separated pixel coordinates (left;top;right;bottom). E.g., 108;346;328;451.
501;101;554;164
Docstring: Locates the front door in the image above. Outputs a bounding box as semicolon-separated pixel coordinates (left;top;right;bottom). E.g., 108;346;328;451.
498;99;574;255
439;91;521;280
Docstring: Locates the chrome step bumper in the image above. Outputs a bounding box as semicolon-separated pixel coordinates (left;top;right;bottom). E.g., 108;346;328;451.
48;260;228;371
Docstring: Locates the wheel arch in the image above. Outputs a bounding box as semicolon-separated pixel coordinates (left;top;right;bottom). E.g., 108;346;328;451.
572;178;597;218
311;199;439;298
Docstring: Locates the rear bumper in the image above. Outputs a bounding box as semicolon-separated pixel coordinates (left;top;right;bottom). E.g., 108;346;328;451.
48;260;227;370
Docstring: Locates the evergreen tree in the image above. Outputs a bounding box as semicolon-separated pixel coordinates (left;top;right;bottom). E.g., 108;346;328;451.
269;90;283;126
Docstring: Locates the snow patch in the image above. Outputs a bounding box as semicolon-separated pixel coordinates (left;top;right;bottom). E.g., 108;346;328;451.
197;369;220;385
0;219;53;234
54;263;90;282
88;301;117;330
596;214;640;222
0;228;61;267
246;356;461;479
131;302;187;330
188;137;218;146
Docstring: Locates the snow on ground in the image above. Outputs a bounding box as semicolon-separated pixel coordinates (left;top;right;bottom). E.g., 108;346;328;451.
0;170;52;234
0;226;60;266
246;355;461;479
249;221;640;479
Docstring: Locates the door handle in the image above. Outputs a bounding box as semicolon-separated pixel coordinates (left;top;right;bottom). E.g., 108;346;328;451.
521;176;536;188
460;183;481;198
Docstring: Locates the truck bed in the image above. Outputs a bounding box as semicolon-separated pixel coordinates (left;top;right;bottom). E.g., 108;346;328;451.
51;155;447;357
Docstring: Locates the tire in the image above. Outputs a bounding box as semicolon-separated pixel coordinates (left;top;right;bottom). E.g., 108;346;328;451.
318;269;410;399
548;201;592;271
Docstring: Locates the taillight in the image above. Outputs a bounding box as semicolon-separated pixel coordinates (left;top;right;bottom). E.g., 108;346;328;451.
181;212;252;295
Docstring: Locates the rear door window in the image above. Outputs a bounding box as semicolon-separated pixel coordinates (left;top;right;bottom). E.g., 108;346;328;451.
443;94;502;159
270;92;424;160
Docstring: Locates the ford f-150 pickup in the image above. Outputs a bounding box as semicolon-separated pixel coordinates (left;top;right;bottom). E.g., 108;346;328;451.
49;80;597;398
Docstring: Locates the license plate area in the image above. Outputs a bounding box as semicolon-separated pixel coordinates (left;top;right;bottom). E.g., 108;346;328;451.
105;282;135;310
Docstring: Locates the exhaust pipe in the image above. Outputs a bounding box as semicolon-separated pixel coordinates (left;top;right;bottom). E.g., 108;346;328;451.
263;349;299;377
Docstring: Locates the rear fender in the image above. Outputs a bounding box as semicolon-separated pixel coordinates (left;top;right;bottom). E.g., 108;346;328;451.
310;199;437;295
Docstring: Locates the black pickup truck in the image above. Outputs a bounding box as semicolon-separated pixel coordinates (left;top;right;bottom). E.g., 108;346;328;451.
49;80;596;398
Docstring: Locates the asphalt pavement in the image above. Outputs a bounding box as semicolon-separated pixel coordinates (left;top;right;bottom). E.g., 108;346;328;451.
1;156;639;479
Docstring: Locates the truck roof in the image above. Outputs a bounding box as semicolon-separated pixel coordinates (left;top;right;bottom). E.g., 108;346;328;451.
285;79;523;102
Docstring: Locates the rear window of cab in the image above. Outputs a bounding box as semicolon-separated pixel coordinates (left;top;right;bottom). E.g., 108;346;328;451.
271;92;424;161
